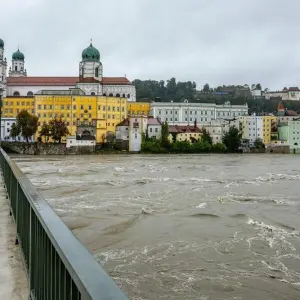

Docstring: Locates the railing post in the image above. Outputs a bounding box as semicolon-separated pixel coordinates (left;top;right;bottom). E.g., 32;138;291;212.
15;179;19;245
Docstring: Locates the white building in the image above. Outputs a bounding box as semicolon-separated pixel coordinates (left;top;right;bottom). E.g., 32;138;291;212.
116;116;162;151
265;87;300;101
0;38;7;92
147;117;162;139
150;100;248;125
241;116;264;146
66;135;96;148
0;117;33;142
0;39;136;101
201;118;241;144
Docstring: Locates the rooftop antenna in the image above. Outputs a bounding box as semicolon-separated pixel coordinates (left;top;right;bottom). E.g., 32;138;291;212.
90;38;92;45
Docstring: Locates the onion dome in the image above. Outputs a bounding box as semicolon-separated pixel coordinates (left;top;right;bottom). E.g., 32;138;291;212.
12;48;25;61
81;42;100;62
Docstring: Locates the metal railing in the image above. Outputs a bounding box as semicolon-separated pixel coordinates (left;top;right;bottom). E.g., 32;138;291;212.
0;149;128;300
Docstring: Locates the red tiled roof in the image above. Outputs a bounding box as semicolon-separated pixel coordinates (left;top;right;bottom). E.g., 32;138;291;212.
116;118;129;127
278;101;285;111
7;76;132;86
286;110;298;116
168;125;201;134
147;117;162;125
288;87;300;91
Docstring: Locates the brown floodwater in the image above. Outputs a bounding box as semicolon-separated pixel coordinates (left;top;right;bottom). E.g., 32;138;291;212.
13;154;300;300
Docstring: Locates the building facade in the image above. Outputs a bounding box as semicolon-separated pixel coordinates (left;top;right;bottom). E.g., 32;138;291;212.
278;120;300;153
34;91;127;143
0;39;136;101
127;102;151;116
0;117;33;142
265;87;300;101
150;101;248;125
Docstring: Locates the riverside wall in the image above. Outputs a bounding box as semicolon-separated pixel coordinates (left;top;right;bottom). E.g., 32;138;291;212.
1;142;95;155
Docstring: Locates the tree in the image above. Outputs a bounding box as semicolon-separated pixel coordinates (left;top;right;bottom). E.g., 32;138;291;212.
160;121;170;148
39;123;51;143
254;138;265;149
203;83;210;93
222;126;242;152
201;127;213;145
10;123;20;141
49;117;69;143
16;110;39;142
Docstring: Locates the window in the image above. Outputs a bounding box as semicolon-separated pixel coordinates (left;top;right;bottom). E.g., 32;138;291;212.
127;94;130;98
27;91;33;96
67;105;70;110
122;107;124;112
89;114;91;118
108;114;111;118
155;128;158;132
44;105;47;109
190;111;192;115
13;91;20;96
108;106;111;111
88;105;92;110
80;105;84;110
103;114;105;118
103;106;106;111
175;111;177;115
150;128;153;132
112;107;115;111
61;105;64;109
17;102;20;106
116;93;120;97
159;110;161;114
73;105;76;110
185;111;187;115
38;105;41;109
112;115;115;119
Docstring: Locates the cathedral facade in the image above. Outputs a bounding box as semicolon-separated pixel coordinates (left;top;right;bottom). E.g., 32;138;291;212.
0;39;136;101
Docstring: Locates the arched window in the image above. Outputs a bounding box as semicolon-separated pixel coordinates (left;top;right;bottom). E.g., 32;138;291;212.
27;91;33;96
122;93;125;98
91;92;95;96
116;93;120;97
15;66;17;71
95;67;99;77
109;93;113;97
103;93;107;96
127;94;130;98
13;91;20;96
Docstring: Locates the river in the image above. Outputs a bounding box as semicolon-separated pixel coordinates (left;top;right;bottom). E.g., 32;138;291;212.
13;154;300;300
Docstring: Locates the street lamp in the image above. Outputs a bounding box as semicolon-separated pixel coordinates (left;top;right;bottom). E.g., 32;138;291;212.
0;88;2;147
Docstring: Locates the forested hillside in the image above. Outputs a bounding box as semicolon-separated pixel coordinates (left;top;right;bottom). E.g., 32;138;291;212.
132;78;300;114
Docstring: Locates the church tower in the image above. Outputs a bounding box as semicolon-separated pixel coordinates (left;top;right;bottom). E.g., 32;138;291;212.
79;42;103;82
9;47;27;77
0;38;7;92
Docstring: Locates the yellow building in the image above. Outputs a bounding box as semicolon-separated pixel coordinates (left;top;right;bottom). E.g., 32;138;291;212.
2;96;35;118
34;90;127;142
127;102;150;116
262;116;277;145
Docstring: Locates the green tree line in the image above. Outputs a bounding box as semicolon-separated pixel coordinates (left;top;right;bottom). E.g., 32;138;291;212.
141;124;242;154
133;78;300;114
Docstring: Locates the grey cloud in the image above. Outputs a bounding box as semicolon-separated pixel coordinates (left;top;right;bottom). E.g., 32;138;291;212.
1;0;300;90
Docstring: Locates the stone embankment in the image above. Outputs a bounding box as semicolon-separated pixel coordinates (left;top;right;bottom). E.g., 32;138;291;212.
1;142;95;155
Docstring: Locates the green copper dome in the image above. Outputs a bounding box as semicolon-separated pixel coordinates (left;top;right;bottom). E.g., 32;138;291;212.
0;39;4;49
12;49;25;61
81;43;100;62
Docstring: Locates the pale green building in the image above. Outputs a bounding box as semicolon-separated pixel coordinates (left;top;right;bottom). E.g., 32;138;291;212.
278;120;300;153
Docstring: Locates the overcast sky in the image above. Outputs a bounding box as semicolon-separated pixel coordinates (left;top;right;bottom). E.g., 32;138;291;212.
1;0;300;90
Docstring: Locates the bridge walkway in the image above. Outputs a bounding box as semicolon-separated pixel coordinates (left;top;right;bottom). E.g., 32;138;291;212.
0;174;29;299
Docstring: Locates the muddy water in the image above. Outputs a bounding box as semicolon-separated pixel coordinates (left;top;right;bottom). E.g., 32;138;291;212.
13;154;300;300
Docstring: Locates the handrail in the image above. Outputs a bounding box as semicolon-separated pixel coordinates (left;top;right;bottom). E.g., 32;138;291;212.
0;148;128;300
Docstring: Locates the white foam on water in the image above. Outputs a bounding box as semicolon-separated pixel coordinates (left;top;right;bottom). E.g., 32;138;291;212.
196;203;207;209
